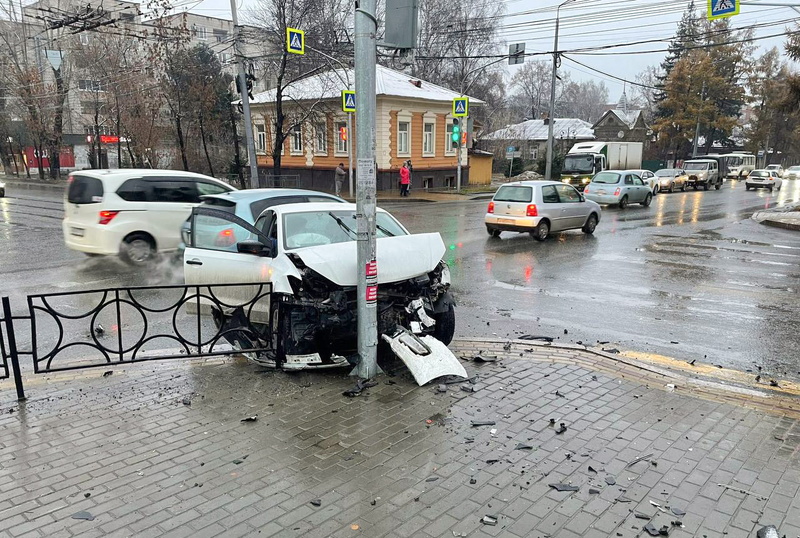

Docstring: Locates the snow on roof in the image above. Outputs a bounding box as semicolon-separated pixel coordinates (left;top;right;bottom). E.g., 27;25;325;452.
607;109;642;129
250;65;484;105
483;118;595;141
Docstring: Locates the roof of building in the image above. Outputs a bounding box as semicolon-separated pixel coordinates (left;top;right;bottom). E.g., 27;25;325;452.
595;109;643;130
250;65;484;105
483;118;594;141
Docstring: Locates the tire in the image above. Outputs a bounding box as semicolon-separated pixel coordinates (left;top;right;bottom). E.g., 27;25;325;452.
619;195;628;209
641;193;652;207
769;186;774;193
433;303;456;346
582;213;598;234
532;220;549;241
84;253;102;258
0;189;5;197
681;183;687;192
745;185;750;191
486;227;500;238
668;183;674;193
119;233;156;266
715;183;721;190
703;182;709;191
270;300;287;364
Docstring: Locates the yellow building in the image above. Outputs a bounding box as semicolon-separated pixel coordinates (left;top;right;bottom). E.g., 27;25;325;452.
249;66;482;191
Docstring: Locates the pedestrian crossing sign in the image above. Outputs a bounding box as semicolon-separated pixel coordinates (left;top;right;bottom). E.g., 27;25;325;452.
707;0;738;20
452;97;468;117
286;27;305;55
342;90;356;112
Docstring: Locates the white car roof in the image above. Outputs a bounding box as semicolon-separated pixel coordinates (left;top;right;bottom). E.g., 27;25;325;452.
271;202;390;215
501;180;565;187
70;169;234;189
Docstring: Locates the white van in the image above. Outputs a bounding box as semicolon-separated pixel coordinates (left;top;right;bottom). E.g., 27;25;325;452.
63;169;235;265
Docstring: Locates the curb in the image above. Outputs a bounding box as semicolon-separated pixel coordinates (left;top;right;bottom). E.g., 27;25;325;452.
761;218;800;232
1;178;66;191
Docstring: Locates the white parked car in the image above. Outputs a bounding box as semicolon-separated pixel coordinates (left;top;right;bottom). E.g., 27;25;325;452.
183;202;455;369
63;170;235;265
785;166;800;180
628;169;659;194
745;169;783;192
765;164;785;178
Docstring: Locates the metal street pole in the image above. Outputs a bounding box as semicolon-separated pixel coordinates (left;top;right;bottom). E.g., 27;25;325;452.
347;112;354;198
230;0;258;187
691;81;706;158
545;0;575;181
354;0;379;379
456;131;462;192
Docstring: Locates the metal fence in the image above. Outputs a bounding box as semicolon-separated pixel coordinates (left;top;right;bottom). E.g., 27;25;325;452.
0;283;275;400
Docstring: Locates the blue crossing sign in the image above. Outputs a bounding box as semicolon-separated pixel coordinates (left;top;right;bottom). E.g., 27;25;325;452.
708;0;738;20
342;90;356;112
286;27;305;55
452;97;468;118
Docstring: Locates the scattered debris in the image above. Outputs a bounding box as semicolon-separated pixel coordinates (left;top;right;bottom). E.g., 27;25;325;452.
514;443;534;451
549;418;556;425
503;342;511;351
471;354;498;363
425;477;439;482
481;515;498;526
342;379;378;397
460;385;476;393
644;523;660;536
555;423;567;434
519;335;554;342
182;397;191;406
615;495;633;503
240;415;258;422
436;385;448;393
670;341;679;344
589;488;601;494
471;420;496;427
564;329;568;334
605;476;616;486
71;511;94;521
671;521;683;528
588;466;598;474
371;500;377;506
549;483;579;492
94;324;105;336
310;499;322;507
718;483;768;500
350;524;360;530
671;508;686;517
486;459;500;465
756;525;780;538
469;478;477;485
102;371;113;377
603;348;620;354
770;380;779;387
626;453;655;468
688;359;696;366
555;390;565;398
665;384;676;392
635;513;651;520
232;455;249;465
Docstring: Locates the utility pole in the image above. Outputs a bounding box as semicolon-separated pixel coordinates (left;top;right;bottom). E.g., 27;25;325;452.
691;81;706;158
229;0;258;187
348;112;354;198
545;0;576;180
353;0;379;379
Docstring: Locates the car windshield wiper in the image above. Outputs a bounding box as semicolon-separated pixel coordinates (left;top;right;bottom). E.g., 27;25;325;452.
375;223;396;237
327;212;356;238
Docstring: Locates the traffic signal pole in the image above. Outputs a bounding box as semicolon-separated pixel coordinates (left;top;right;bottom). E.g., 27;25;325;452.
353;0;379;379
229;0;259;187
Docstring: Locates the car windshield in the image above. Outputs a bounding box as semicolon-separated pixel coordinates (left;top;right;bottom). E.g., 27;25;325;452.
563;155;594;173
789;166;800;172
684;162;709;171
591;172;621;184
655;169;678;176
749;171;768;178
766;165;780;170
493;186;532;203
283;210;407;250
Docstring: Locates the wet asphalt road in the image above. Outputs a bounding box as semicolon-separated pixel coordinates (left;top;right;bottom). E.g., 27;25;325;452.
1;180;800;379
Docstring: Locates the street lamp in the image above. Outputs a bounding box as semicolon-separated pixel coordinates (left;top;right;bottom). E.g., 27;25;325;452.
545;0;578;181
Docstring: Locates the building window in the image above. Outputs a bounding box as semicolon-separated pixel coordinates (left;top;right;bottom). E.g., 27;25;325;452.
290;124;303;154
397;121;410;156
255;124;266;153
530;148;538;160
314;122;327;154
335;121;348;155
445;121;455;155
218;52;229;64
84;125;110;136
79;33;91;45
213;29;227;43
193;25;207;40
423;122;435;156
78;79;104;92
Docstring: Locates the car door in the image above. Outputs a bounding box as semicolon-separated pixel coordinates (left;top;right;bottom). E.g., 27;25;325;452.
540;185;565;230
642;171;655;191
554;184;587;229
631;175;648;200
623;174;637;201
146;178;200;250
184;206;274;312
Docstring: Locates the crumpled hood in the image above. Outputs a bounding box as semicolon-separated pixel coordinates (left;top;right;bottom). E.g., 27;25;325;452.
290;233;446;286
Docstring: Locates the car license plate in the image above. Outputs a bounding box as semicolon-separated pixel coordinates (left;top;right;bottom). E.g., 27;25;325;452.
70;227;84;237
498;218;515;224
596;190;606;195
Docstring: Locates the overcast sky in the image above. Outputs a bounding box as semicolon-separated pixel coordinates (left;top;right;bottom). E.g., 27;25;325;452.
175;0;798;100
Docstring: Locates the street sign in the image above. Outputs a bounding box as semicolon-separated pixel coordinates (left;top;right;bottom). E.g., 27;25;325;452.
508;43;525;65
342;90;356;112
453;97;468;117
708;0;738;20
286;27;305;55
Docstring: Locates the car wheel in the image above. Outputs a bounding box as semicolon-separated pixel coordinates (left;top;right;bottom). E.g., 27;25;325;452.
619;195;628;209
532;220;549;241
433;303;456;346
681;184;687;192
641;193;652;207
745;185;750;191
668;183;674;193
777;184;782;191
486;227;500;238
769;186;774;192
270;300;287;364
582;214;598;234
653;185;659;195
703;182;710;191
120;233;156;266
715;182;721;190
0;188;5;197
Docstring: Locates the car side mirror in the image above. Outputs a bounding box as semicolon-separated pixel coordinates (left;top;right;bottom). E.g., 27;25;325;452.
237;239;271;257
579;194;585;202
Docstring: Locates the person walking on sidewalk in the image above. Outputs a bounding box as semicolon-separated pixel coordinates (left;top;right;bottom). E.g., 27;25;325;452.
334;163;346;196
399;161;411;197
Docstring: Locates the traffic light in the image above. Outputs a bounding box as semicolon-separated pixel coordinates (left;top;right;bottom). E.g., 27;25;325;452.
451;119;461;148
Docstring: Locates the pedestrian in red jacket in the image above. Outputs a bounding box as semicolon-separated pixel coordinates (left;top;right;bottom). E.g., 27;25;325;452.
399;162;410;197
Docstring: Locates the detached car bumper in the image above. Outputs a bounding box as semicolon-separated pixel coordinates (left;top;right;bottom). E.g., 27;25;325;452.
485;214;543;231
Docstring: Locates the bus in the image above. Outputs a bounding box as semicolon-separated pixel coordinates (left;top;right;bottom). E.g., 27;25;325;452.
707;153;756;178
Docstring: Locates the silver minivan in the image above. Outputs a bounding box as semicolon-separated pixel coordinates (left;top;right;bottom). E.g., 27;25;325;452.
485;181;601;241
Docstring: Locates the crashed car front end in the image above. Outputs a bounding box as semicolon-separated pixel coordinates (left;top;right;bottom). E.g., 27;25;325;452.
277;254;454;368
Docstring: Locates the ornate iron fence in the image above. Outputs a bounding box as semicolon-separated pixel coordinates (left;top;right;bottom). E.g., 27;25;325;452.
1;283;275;400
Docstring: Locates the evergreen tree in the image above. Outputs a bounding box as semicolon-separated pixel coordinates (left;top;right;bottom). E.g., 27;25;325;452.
654;1;700;115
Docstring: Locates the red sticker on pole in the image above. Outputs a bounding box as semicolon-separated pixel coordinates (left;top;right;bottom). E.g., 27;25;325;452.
366;261;377;277
366;285;378;302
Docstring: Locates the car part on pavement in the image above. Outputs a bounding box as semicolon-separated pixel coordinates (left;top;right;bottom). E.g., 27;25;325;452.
381;329;467;386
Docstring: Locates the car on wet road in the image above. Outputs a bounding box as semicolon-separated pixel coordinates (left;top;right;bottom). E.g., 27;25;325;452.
683;159;722;190
183;202;455;369
745;169;783;191
0;180;5;197
654;168;687;193
627;169;659;194
784;166;800;180
485;181;601;241
583;171;653;208
765;164;785;178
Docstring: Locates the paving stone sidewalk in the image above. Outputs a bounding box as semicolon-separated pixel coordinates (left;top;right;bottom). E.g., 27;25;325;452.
1;342;799;538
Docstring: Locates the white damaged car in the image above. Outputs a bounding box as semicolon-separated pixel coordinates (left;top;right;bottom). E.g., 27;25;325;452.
183;202;456;370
